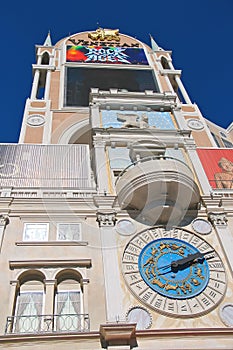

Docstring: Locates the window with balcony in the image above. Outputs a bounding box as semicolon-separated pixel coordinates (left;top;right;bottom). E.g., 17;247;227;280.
56;289;81;331
5;269;89;335
13;279;44;334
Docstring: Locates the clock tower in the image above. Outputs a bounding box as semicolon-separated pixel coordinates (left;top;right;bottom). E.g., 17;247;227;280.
0;28;233;349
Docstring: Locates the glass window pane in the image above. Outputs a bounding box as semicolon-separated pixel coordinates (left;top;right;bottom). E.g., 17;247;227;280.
15;292;43;333
57;223;81;241
23;223;49;241
56;291;81;332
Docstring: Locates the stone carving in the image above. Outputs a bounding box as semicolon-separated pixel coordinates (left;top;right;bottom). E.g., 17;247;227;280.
0;215;9;226
96;211;117;227
208;212;228;226
117;113;149;128
88;28;120;42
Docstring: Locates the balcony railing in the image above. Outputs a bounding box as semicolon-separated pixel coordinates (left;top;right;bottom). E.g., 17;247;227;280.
115;155;192;184
5;314;90;334
115;155;200;225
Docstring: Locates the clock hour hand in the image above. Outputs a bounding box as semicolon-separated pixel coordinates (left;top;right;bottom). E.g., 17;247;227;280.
171;250;215;270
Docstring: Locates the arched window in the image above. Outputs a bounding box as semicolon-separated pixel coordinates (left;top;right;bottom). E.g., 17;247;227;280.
161;56;170;70
41;52;50;65
55;270;85;332
14;271;45;333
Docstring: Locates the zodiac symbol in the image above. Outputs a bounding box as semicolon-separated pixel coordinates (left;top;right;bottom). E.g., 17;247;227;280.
151;278;165;288
196;268;205;280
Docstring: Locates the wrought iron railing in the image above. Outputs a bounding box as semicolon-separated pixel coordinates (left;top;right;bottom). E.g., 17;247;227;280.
5;314;90;334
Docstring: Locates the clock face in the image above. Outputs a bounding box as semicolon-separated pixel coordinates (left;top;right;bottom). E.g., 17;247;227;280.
122;227;227;317
139;238;209;300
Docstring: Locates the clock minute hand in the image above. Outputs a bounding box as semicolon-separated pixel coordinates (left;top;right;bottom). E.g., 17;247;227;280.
171;250;215;270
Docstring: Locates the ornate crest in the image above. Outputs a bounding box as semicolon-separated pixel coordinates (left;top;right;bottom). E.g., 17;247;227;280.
88;28;120;42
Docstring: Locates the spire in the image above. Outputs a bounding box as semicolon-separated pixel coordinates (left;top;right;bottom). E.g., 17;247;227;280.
43;31;52;47
149;34;159;52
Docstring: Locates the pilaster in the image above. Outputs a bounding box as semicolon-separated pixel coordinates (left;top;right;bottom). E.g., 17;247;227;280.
208;211;233;276
7;280;20;321
97;210;125;322
93;139;109;194
0;214;9;253
43;279;57;331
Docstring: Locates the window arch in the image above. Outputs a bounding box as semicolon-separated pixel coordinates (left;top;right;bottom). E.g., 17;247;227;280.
41;52;50;65
54;269;85;332
7;269;89;334
14;270;45;333
161;56;170;70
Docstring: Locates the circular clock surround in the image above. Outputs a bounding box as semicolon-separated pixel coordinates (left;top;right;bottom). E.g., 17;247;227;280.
126;306;152;330
122;227;226;317
192;218;212;235
186;118;204;131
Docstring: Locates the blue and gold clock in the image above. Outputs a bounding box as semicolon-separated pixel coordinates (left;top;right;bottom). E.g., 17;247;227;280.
122;227;227;317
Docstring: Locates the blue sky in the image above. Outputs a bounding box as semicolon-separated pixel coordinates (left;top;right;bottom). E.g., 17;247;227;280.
0;0;232;142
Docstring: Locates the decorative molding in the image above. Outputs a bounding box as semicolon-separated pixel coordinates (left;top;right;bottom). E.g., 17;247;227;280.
15;241;88;247
208;212;228;226
99;323;137;349
9;259;92;270
27;114;45;127
96;211;117;227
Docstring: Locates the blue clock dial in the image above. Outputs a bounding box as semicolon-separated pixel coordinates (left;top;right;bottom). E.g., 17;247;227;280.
138;238;209;299
122;227;226;317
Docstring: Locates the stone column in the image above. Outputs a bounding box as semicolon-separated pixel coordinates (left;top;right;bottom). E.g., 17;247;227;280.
93;140;109;194
208;212;233;276
30;69;40;100
174;75;192;104
43;279;57;332
81;278;90;331
81;278;89;315
5;280;19;333
97;211;125;322
90;103;100;128
0;214;9;253
44;69;51;100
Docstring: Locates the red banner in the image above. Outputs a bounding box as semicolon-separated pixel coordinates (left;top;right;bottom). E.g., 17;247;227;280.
197;149;233;189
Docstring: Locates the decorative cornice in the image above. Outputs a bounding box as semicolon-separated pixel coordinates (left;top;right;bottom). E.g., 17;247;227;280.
15;241;88;247
9;259;92;269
